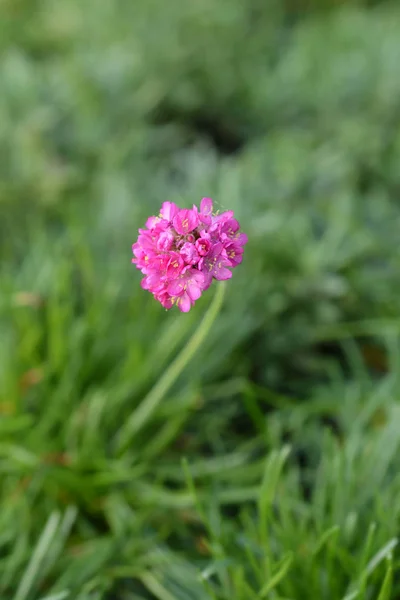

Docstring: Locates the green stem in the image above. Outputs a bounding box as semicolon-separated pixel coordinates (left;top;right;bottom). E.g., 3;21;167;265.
116;282;226;452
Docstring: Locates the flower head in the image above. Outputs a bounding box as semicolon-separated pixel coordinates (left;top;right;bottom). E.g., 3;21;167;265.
132;198;246;312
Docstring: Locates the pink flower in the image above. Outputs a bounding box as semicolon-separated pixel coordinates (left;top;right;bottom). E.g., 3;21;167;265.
160;201;179;222
155;291;174;310
146;216;169;231
195;237;211;257
166;252;185;278
141;273;165;294
180;242;200;265
219;218;240;239
224;240;245;266
136;229;155;251
221;230;248;266
157;230;175;252
168;269;205;313
199;242;232;289
142;254;169;278
235;232;248;246
212;210;234;226
173;209;199;235
132;197;246;311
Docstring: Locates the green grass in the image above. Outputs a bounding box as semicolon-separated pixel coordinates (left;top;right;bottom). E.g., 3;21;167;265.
1;0;400;598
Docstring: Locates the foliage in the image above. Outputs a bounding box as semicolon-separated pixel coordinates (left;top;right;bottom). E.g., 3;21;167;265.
1;0;400;598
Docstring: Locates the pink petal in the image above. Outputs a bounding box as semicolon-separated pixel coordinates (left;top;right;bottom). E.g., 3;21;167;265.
192;271;206;286
176;293;192;312
146;216;163;229
187;281;202;301
195;238;211;256
173;209;199;235
215;267;232;281
142;273;165;292
168;278;185;296
160;201;180;222
201;272;213;290
213;211;234;225
157;231;174;252
166;253;184;278
209;242;224;259
161;297;174;310
236;233;248;245
141;277;150;290
137;233;155;250
200;197;213;215
221;219;240;238
180;242;199;265
230;253;243;266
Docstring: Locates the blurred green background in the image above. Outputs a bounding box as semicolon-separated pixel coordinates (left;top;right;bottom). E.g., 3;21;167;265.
1;0;400;598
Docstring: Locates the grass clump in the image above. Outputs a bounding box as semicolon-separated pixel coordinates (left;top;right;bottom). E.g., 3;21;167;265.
1;0;400;598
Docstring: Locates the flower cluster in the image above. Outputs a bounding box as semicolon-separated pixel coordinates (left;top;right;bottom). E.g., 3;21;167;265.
132;198;247;312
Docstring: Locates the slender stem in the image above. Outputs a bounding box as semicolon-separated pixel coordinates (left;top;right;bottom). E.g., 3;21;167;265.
116;282;226;452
